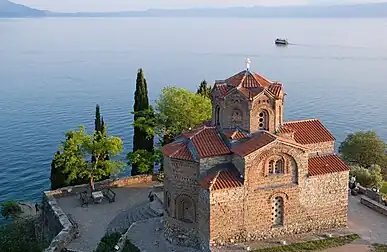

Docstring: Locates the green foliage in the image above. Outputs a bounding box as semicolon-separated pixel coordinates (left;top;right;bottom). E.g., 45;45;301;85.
122;239;140;252
0;218;44;252
95;232;121;252
127;149;162;174
155;86;212;139
373;243;387;252
64;126;124;191
253;234;360;252
350;165;384;189
132;69;154;176
0;200;22;219
339;131;387;168
196;80;212;99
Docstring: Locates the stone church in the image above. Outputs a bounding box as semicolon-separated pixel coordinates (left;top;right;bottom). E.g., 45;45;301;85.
161;62;350;250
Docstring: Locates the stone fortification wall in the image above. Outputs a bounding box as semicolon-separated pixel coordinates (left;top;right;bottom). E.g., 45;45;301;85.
360;196;387;216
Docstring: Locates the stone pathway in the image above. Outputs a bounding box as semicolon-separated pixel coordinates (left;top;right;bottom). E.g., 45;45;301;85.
106;200;163;234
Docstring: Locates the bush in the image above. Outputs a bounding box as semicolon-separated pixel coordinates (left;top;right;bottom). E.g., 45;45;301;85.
0;218;44;252
350;165;383;189
95;232;121;252
1;200;22;219
122;240;140;252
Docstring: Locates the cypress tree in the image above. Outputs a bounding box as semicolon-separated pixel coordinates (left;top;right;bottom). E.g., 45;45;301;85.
92;105;110;180
132;69;154;176
196;80;212;99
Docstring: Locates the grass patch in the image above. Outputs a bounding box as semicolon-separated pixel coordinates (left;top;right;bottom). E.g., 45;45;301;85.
253;234;360;252
373;244;387;252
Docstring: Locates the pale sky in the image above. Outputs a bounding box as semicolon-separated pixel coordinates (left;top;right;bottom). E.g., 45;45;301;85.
13;0;387;12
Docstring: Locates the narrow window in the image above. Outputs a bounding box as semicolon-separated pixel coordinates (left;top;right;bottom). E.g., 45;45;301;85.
258;110;269;130
272;196;284;226
215;105;220;125
269;160;274;174
275;159;284;174
176;195;195;223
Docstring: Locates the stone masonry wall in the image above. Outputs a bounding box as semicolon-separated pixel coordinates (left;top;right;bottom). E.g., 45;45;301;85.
42;193;78;252
197;188;210;251
163;157;201;248
305;141;335;156
205;143;348;245
200;155;232;175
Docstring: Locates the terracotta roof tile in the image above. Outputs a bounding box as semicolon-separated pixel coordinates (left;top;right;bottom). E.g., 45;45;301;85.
232;131;276;157
215;84;230;98
191;127;231;158
253;73;272;88
161;142;194;161
267;83;283;97
282;119;335;145
308;154;350;176
200;164;243;191
223;129;249;141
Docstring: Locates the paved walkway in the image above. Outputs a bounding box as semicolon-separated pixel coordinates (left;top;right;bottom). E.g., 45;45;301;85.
56;183;154;252
348;195;387;245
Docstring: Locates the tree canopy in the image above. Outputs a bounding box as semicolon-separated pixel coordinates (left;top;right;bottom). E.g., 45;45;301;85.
196;80;212;99
155;86;212;140
64;126;124;191
339;131;386;168
350;165;384;189
131;69;154;175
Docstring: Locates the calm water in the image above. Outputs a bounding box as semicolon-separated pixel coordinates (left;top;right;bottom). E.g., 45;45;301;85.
0;18;387;205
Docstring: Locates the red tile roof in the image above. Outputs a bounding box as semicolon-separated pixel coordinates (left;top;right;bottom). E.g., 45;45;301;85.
232;131;276;157
267;83;283;97
225;70;272;89
308;154;350;176
190;127;231;158
214;84;230;98
223;129;249;141
161;142;194;161
282;119;335;145
200;165;243;191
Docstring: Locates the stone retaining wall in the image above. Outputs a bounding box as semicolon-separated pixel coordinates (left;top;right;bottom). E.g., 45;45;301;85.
41;193;78;252
360;196;387;216
41;174;155;252
45;174;155;198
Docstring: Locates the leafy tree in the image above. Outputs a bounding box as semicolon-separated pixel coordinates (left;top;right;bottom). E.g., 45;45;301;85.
0;200;22;219
50;133;88;190
339;131;387;168
127;148;163;174
0;217;43;252
65;126;124;191
350;165;384;189
132;69;154;175
196;80;212;99
155;87;212;142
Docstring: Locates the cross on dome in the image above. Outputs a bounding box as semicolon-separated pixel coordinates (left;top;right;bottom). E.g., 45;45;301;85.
245;58;251;70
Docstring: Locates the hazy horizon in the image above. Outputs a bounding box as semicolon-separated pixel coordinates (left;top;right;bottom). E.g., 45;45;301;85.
11;0;387;12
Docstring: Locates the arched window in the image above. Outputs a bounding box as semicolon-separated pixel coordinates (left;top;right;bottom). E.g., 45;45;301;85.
272;196;284;226
215;105;220;126
268;158;285;175
175;194;195;223
258;110;269;130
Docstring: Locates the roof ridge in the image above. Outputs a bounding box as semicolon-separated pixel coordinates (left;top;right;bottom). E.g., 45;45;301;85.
309;152;338;158
284;118;320;124
209;171;221;191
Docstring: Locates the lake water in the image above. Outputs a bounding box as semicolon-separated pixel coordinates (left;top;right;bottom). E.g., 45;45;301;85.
0;17;387;205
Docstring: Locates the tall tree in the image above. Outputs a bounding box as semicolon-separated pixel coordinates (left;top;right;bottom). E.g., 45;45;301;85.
339;131;387;168
132;69;154;175
93;104;110;162
196;80;212;99
65;126;124;191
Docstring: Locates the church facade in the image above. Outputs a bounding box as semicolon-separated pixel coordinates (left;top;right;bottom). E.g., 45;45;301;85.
161;65;350;250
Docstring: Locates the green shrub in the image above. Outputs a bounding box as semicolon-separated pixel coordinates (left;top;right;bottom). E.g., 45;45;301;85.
122;240;140;252
95;232;121;252
0;218;44;252
1;200;22;219
350;165;383;189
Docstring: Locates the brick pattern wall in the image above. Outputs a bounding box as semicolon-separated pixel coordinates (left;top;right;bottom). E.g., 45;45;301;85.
200;155;232;175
